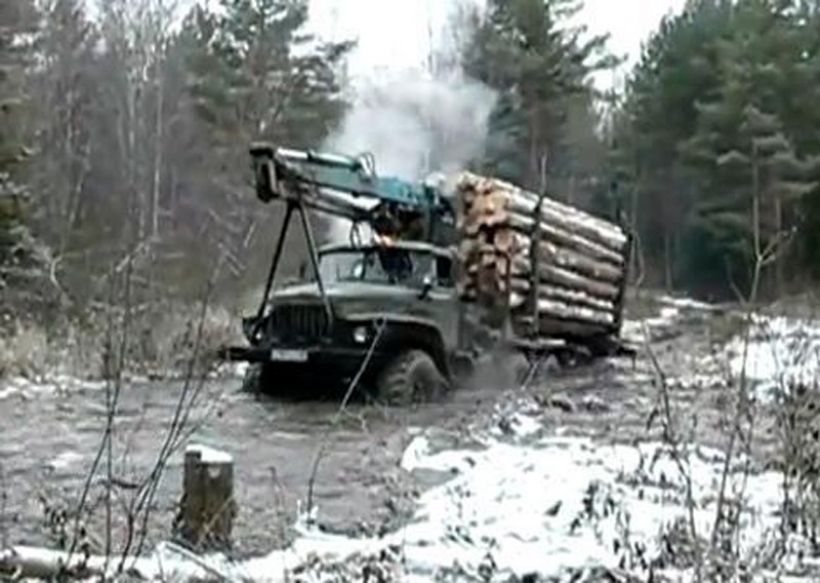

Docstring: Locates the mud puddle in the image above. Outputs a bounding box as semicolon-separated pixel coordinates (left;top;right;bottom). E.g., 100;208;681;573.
0;369;520;557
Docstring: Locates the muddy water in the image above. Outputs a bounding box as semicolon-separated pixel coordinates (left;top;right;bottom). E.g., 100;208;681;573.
0;295;735;563
0;372;511;557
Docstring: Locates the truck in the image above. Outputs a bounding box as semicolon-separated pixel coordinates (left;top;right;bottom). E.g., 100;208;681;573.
221;144;632;404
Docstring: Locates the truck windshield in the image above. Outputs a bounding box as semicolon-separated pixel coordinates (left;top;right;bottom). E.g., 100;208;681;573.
319;248;432;286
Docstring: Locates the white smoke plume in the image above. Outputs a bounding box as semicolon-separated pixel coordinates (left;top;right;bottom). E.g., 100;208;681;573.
325;70;496;181
322;69;497;242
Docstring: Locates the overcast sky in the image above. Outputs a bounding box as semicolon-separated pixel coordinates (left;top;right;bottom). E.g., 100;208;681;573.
308;0;687;90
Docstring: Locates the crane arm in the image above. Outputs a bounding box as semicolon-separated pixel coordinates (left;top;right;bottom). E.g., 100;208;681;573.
250;143;454;244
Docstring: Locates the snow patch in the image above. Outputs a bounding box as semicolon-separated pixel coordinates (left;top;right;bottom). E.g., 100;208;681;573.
725;315;820;403
385;435;780;581
0;374;106;401
46;451;83;472
192;431;780;581
75;421;784;582
186;443;233;464
622;308;679;344
657;295;719;312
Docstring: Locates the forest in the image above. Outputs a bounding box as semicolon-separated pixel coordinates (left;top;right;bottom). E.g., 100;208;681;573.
2;0;820;329
5;2;820;578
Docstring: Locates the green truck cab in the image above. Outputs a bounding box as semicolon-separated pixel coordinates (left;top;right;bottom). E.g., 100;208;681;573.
229;241;468;403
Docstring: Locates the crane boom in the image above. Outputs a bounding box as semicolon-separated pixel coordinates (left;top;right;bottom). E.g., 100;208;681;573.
250;143;455;245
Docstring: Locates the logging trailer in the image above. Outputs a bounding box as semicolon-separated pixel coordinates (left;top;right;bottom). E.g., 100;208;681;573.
221;144;633;403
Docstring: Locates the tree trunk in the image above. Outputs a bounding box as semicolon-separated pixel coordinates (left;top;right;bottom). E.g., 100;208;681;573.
664;231;673;291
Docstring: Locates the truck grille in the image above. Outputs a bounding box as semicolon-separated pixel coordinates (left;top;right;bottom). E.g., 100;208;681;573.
269;304;328;344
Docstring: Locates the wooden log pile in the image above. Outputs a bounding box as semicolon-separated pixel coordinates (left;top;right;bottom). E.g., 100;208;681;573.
456;173;630;339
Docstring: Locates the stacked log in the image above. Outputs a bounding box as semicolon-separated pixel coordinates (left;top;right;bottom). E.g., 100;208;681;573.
456;173;630;339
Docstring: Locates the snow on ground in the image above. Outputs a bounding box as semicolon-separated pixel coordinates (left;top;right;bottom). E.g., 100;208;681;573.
9;296;819;581
657;295;720;312
114;397;785;582
621;293;719;345
623;295;820;405
725;315;820;403
0;362;246;402
0;374;106;400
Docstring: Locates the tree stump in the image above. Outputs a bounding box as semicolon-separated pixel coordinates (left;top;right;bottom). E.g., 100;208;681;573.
176;444;236;551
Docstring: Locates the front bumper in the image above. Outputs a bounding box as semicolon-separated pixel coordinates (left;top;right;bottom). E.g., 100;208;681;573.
220;344;378;375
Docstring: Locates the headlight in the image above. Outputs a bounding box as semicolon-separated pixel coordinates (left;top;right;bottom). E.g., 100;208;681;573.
352;326;369;344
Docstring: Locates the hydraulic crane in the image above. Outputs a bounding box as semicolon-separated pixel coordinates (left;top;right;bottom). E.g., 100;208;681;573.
248;143;457;339
250;143;456;245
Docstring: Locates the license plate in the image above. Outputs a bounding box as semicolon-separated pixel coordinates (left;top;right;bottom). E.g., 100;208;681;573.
270;349;308;363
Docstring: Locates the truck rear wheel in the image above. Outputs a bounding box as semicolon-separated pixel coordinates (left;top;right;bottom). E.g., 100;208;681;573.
377;349;449;406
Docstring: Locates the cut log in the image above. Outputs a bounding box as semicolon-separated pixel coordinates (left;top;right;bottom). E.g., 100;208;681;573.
0;546;103;580
506;296;615;325
488;210;625;266
466;261;620;306
507;282;616;313
494;230;625;283
455;171;630;344
470;260;620;301
515;315;610;339
177;444;236;551
457;172;628;250
466;278;617;317
536;265;620;301
459;172;626;240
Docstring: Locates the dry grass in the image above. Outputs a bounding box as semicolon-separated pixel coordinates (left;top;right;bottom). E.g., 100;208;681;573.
0;301;243;383
0;322;49;378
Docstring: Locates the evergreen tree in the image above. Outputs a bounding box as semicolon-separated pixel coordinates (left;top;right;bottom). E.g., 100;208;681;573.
178;0;352;285
0;0;37;260
612;0;820;296
28;0;98;258
612;0;734;290
185;0;351;155
680;0;820;295
462;0;616;199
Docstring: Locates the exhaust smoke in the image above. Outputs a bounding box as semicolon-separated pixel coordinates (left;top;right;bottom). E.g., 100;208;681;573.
321;68;497;243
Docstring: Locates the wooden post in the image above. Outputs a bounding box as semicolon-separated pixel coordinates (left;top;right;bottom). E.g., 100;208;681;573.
176;444;236;551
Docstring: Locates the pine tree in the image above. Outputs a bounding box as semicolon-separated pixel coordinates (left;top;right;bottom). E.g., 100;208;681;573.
462;0;616;195
0;0;37;261
612;0;734;290
612;0;820;295
185;0;351;153
0;0;36;172
177;0;352;285
29;0;98;257
683;0;819;296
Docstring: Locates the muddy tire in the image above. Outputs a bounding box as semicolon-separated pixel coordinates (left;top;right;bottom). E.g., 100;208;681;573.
377;350;449;406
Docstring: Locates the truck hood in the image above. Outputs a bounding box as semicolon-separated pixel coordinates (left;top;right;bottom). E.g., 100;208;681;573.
269;282;423;319
271;281;419;302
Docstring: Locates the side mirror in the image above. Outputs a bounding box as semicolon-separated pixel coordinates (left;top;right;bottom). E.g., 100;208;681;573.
419;274;434;300
250;142;277;202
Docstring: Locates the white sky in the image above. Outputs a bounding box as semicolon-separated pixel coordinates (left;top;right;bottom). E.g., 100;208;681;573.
308;0;687;90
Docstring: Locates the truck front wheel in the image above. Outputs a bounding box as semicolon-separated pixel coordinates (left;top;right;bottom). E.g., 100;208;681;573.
377;349;449;406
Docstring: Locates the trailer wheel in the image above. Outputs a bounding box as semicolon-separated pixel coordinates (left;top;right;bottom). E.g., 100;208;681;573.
377;350;449;406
